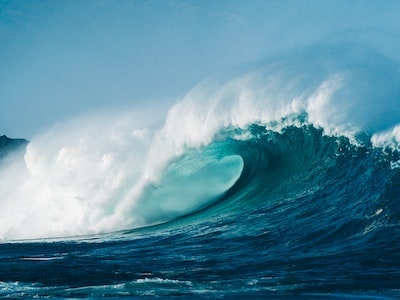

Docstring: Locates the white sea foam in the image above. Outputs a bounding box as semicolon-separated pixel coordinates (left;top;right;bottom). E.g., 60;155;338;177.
371;125;400;150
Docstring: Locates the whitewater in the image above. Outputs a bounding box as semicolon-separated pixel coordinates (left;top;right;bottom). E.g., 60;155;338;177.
1;43;400;298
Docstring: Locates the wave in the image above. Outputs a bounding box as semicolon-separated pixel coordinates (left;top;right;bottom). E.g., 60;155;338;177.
0;43;399;241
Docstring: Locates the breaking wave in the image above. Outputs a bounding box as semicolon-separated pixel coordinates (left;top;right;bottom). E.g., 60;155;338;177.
0;43;399;241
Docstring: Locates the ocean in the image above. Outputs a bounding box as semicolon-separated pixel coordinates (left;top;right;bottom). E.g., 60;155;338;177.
0;44;399;298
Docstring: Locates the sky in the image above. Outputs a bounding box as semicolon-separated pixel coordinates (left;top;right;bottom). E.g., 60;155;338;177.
1;0;399;138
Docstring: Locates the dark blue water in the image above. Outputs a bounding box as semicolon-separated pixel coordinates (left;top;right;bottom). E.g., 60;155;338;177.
1;125;399;298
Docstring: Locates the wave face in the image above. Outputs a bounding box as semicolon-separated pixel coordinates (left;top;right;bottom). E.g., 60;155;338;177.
1;44;400;297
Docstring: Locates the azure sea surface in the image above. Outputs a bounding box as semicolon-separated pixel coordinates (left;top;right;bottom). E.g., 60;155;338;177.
1;45;400;298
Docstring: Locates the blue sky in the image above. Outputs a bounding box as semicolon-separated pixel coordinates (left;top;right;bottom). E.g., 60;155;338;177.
1;0;399;138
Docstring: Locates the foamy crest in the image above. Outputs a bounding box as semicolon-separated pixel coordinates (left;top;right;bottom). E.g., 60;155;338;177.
371;125;400;150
